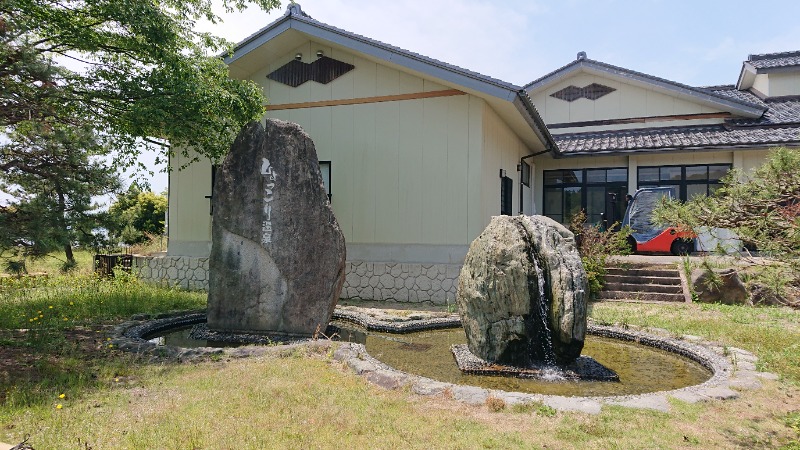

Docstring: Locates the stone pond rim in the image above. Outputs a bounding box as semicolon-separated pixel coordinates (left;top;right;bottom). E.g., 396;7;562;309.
206;119;346;337
111;308;765;413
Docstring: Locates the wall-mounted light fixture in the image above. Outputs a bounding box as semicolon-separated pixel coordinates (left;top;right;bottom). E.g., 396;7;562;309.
295;53;303;60
316;50;324;58
499;169;506;178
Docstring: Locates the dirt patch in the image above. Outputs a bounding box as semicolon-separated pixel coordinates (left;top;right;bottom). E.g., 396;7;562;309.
0;325;115;399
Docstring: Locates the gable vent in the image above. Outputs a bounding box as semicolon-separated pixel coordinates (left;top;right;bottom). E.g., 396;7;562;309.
550;83;615;102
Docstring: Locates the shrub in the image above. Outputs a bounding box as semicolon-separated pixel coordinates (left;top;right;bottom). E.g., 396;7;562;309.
569;210;632;299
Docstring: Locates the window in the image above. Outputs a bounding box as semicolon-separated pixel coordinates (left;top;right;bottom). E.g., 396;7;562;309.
542;168;628;226
520;161;531;187
637;164;730;201
206;165;217;215
319;161;331;202
500;176;513;215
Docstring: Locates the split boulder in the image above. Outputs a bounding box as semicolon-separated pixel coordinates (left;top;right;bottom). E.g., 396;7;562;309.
456;215;587;366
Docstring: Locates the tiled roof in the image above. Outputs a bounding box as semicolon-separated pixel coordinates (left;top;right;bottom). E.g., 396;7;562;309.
703;85;800;126
732;99;800;127
702;85;767;108
747;51;800;70
555;124;800;155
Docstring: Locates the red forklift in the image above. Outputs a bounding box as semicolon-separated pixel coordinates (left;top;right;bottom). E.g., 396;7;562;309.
621;187;695;255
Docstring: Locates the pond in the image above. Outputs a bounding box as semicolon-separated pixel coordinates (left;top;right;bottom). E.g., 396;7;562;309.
149;320;713;397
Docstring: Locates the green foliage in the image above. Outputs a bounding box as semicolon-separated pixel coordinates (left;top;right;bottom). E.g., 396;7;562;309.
1;249;94;276
0;272;205;331
107;185;167;245
652;147;800;305
569;210;632;299
1;0;280;164
786;411;800;448
511;400;557;417
0;120;121;264
2;0;280;266
653;147;800;262
3;259;26;276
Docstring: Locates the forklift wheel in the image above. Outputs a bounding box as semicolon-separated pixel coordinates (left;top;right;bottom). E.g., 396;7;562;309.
670;239;692;256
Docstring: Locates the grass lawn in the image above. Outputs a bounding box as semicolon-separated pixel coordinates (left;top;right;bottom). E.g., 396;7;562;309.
1;271;799;449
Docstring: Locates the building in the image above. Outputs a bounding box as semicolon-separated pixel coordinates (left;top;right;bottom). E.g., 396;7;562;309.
526;51;800;227
138;4;556;303
138;5;800;304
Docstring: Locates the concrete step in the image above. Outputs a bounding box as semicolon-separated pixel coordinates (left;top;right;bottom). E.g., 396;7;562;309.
605;274;682;286
606;267;679;278
600;263;686;303
603;281;682;294
593;298;676;304
598;290;686;302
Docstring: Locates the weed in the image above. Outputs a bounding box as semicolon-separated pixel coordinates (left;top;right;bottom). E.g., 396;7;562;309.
786;410;800;438
569;210;632;300
441;387;454;400
786;410;800;425
3;259;27;277
510;400;557;417
485;396;506;412
683;435;700;445
699;259;723;292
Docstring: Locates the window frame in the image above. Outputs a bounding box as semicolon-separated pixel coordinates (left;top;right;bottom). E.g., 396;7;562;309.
637;163;731;201
542;167;628;225
319;160;332;202
500;176;513;215
520;161;531;187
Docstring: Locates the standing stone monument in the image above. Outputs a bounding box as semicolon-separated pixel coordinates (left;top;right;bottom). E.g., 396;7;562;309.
456;215;587;367
207;119;346;337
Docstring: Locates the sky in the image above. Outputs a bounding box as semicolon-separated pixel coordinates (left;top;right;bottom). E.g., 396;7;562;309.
7;0;800;203
205;0;800;88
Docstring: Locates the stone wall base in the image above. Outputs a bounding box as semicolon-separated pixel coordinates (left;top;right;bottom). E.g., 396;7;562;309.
342;261;460;305
133;256;461;305
133;256;209;291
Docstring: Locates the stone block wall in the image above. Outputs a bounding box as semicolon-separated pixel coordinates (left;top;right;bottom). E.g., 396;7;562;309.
133;256;461;305
341;261;461;305
133;256;209;291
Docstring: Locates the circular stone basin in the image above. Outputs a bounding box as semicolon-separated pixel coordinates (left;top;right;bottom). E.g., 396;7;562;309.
140;315;712;398
332;323;712;397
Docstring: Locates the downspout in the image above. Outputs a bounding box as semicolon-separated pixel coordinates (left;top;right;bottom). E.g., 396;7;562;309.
518;150;549;215
512;89;559;215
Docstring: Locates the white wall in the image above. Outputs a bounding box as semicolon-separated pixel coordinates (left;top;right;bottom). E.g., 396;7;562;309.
263;42;486;247
530;72;719;126
765;72;800;97
169;40;499;258
167;153;213;256
481;105;534;223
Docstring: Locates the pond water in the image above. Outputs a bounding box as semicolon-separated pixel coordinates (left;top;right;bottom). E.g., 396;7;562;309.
149;321;712;397
332;323;712;397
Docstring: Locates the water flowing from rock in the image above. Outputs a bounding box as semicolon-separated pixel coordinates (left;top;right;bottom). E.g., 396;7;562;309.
529;253;556;367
